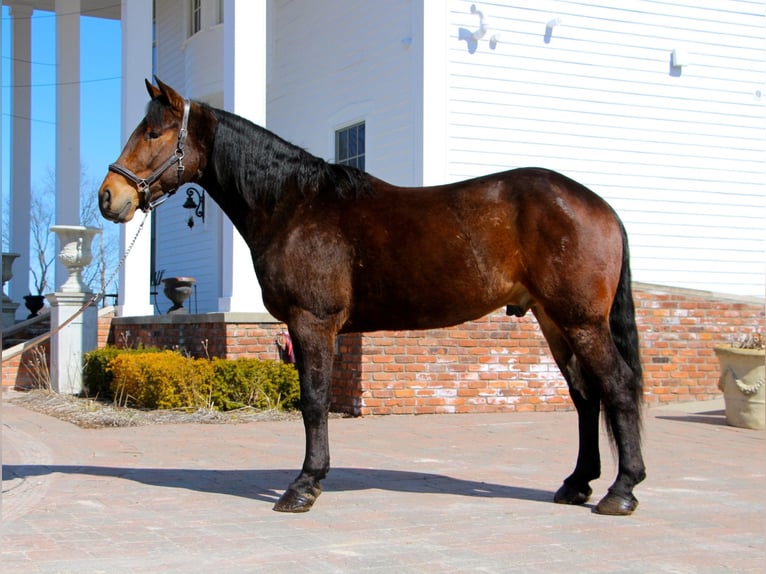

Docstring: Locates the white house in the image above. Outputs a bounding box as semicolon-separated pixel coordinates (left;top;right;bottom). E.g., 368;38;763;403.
4;0;765;321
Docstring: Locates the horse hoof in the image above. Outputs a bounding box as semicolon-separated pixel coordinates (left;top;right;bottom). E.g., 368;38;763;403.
553;483;592;505
594;491;638;515
273;487;320;513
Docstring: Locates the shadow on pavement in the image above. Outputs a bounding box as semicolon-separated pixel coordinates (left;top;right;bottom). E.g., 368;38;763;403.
3;464;555;507
654;408;727;426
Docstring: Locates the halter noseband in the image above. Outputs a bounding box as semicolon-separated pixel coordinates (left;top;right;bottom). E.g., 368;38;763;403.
108;98;191;212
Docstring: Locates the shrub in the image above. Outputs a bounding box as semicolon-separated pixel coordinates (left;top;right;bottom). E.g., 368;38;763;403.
82;345;161;399
210;357;300;411
110;350;215;410
97;348;300;412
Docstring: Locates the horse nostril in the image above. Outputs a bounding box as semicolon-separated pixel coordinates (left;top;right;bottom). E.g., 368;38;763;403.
101;188;111;208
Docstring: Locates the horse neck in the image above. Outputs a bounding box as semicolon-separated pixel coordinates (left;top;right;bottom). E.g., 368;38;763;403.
201;107;308;241
199;106;372;246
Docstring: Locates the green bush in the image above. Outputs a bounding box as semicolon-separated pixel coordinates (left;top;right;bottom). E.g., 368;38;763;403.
91;347;300;412
110;350;216;410
210;357;300;411
82;345;161;399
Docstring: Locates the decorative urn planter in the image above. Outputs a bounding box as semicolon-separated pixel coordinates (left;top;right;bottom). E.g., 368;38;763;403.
714;345;765;430
23;294;46;318
50;225;102;293
2;252;21;328
2;252;20;303
162;277;196;314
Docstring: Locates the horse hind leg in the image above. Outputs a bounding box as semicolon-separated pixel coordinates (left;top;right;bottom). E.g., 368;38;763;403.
566;324;646;516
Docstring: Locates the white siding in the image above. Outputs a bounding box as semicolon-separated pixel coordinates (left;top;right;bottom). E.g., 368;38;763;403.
153;0;223;314
267;0;419;185
152;185;219;315
445;0;765;297
154;0;186;89
151;0;765;310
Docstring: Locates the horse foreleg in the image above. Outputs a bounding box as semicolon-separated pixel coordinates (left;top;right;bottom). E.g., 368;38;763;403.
273;318;336;513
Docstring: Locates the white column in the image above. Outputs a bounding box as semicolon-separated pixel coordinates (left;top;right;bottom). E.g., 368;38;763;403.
413;0;448;186
54;0;81;290
1;14;3;436
0;6;3;262
219;0;268;313
9;5;33;313
116;0;154;317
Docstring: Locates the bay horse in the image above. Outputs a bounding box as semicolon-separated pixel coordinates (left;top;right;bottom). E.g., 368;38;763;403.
98;79;645;515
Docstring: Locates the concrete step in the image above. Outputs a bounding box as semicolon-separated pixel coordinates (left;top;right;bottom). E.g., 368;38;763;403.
2;315;50;350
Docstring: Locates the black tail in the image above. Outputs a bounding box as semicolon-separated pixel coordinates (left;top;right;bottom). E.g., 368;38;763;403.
608;218;644;422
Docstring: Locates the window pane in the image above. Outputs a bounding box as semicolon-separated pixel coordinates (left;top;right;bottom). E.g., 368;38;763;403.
191;0;202;35
335;122;365;169
338;131;348;160
349;126;358;158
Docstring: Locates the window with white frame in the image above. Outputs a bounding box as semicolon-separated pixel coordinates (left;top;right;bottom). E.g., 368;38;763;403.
190;0;202;36
335;122;365;170
189;0;222;37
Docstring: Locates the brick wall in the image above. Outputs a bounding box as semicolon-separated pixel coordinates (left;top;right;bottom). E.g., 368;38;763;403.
1;341;51;389
107;313;286;362
331;315;566;416
4;284;763;417
634;286;764;406
97;308;114;348
331;284;763;415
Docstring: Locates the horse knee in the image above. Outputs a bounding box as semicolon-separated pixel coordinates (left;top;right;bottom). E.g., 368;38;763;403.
300;396;329;421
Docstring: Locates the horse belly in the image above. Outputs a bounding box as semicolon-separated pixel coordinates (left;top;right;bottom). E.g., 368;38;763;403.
345;247;521;332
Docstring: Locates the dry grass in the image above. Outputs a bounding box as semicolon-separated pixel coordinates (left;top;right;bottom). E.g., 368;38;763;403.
8;389;303;429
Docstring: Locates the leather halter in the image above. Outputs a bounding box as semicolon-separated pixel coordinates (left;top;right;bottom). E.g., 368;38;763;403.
108;98;191;212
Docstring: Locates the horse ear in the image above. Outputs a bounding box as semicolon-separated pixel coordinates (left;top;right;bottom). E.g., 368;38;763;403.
155;78;186;113
145;78;161;99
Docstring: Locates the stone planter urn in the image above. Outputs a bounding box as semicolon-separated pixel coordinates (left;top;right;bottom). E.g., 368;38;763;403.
23;294;46;319
2;252;20;303
50;225;102;293
162;276;196;314
714;345;765;430
2;252;21;328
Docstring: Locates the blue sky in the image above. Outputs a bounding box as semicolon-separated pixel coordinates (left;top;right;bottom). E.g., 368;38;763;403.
2;7;122;209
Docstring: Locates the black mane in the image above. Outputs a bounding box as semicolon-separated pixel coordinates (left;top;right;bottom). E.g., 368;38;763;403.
205;104;373;205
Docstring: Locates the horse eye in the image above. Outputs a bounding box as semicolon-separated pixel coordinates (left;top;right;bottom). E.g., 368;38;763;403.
146;131;160;140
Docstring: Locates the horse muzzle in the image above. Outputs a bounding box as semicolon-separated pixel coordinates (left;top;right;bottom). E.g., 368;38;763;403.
98;175;139;223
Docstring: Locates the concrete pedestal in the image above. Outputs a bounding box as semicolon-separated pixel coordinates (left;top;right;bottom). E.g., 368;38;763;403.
2;301;20;329
45;291;97;395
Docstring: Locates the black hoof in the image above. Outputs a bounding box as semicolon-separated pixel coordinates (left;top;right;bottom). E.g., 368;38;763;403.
553;483;592;505
273;485;321;513
594;491;638;515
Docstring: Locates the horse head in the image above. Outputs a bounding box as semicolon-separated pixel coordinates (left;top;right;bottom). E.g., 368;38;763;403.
98;79;209;223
